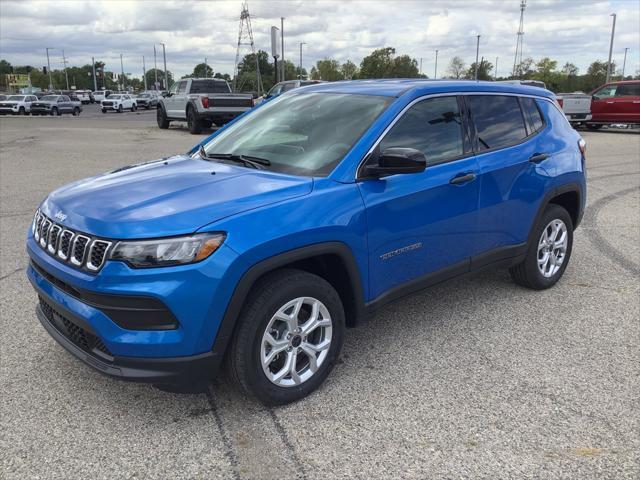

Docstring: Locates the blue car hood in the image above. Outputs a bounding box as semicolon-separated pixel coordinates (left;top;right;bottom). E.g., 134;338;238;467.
41;155;313;239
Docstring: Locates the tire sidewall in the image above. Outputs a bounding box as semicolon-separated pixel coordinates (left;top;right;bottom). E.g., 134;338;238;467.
525;205;574;288
237;273;345;405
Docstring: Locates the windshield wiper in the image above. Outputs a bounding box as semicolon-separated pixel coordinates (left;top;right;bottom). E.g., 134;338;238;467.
199;147;271;169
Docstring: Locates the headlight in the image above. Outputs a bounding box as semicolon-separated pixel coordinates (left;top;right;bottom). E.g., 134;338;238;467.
110;233;225;268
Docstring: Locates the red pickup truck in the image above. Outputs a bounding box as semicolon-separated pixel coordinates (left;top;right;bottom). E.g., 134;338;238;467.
587;80;640;129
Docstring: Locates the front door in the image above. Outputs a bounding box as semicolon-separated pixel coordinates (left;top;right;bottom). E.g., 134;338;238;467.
358;95;480;300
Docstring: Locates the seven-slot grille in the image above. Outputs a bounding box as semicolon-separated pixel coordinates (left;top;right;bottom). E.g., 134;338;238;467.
32;210;112;272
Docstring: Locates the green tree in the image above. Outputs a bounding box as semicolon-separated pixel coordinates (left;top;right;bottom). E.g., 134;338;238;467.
214;72;232;81
191;63;214;78
465;61;493;80
310;58;344;81
341;60;358;80
236;50;273;92
359;47;396;78
393;55;420;77
145;68;173;90
561;62;579;76
446;56;466;79
513;57;535;78
583;60;611;91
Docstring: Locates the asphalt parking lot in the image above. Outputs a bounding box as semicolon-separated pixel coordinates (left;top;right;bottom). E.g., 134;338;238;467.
1;115;638;479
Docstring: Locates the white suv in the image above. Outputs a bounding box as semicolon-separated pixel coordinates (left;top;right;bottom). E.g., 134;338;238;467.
101;94;137;113
0;95;37;115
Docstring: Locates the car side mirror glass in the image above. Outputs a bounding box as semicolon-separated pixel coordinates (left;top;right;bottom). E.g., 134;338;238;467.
364;147;427;178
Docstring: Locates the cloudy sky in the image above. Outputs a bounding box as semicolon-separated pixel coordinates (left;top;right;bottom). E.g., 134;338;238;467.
1;0;638;79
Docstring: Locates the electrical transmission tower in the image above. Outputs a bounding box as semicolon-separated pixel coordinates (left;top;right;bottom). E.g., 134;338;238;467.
512;0;526;78
233;1;263;94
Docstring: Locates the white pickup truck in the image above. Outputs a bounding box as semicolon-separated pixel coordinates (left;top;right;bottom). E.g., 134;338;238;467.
157;78;254;134
555;93;592;126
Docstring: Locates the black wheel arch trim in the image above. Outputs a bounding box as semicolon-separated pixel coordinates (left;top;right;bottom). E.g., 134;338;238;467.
210;242;366;360
527;182;584;246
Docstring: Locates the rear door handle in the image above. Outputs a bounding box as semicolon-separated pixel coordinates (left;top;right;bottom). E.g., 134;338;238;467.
529;153;549;163
449;172;477;185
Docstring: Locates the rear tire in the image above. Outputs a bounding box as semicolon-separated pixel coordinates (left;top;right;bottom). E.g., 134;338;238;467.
187;107;202;134
586;124;603;131
509;204;573;290
73;107;80;116
225;269;345;406
51;107;58;116
157;106;170;129
131;104;137;112
19;107;26;115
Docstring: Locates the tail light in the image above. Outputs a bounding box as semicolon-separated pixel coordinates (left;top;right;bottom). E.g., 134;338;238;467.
556;98;564;108
578;138;586;156
201;96;209;108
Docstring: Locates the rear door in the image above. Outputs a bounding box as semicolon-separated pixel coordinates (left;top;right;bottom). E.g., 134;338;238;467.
358;95;480;300
467;94;549;263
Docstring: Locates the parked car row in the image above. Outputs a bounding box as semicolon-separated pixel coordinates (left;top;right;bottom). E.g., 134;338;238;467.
30;95;83;116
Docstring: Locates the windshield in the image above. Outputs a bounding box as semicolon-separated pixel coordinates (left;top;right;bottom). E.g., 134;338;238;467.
107;95;121;99
138;93;151;98
41;96;58;101
190;80;230;94
201;92;391;177
8;96;24;100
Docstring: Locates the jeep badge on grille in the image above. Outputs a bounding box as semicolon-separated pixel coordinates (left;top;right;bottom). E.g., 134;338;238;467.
54;211;67;222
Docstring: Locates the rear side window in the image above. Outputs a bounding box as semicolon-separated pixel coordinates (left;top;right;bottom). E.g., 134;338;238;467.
281;83;297;92
520;97;544;133
616;84;640;96
379;96;464;165
177;81;188;94
468;95;527;150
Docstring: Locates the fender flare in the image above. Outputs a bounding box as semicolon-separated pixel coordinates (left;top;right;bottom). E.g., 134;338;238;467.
526;182;584;246
210;242;366;358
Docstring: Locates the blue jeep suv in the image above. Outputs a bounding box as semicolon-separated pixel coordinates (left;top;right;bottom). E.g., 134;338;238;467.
27;80;586;405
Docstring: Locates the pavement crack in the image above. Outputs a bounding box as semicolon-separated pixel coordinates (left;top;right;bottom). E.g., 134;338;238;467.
205;387;241;480
0;267;23;281
267;408;308;480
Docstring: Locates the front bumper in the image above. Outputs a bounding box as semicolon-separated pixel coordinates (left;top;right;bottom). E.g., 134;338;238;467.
35;296;221;385
0;107;20;114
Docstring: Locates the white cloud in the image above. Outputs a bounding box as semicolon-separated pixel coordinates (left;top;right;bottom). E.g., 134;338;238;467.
0;0;638;79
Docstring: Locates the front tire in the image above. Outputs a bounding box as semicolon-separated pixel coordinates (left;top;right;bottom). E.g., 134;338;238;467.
51;107;58;116
101;108;107;114
509;204;573;290
586;123;603;131
131;104;137;112
73;107;80;116
226;269;345;405
18;107;26;115
118;105;123;113
157;106;170;129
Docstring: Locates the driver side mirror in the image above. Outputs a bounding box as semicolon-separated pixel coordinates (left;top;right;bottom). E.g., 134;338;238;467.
363;147;427;178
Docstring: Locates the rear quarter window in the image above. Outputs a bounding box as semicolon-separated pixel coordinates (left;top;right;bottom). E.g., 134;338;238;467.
616;84;640;96
468;95;527;150
520;97;545;134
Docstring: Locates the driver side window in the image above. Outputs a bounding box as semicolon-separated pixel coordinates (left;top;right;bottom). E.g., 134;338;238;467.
594;85;617;98
379;96;464;165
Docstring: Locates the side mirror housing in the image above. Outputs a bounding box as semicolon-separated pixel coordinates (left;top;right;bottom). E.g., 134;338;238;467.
363;147;427;178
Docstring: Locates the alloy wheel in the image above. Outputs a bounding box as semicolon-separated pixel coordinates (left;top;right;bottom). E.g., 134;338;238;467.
537;219;568;278
260;296;333;387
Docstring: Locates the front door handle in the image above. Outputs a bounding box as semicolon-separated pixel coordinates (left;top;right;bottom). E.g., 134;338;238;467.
449;172;477;185
529;153;549;163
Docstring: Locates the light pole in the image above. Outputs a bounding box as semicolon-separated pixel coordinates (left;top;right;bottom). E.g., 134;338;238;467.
495;56;499;80
281;17;285;81
92;57;97;91
62;49;69;89
419;57;423;76
474;35;481;80
204;57;208;78
153;45;158;90
299;42;306;80
621;47;629;78
120;53;125;91
434;50;439;79
161;43;168;89
143;56;147;91
606;13;616;83
45;48;53;90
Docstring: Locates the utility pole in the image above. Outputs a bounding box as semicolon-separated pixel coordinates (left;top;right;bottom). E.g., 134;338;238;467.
153;45;158;90
621;47;629;78
92;57;97;90
299;42;306;80
204;57;208;78
161;43;168;89
419;57;423;76
281;17;285;81
45;48;53;90
495;56;499;79
434;50;439;79
606;13;616;83
120;53;125;91
62;50;69;89
143;56;147;90
474;35;481;80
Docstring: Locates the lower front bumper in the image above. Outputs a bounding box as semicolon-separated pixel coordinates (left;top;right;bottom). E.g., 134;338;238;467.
36;294;223;386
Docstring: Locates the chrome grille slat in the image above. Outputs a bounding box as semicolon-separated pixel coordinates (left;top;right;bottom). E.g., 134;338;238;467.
32;213;111;273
